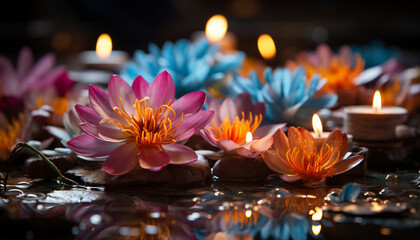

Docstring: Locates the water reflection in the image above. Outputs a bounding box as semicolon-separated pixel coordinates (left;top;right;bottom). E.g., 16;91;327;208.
1;174;420;239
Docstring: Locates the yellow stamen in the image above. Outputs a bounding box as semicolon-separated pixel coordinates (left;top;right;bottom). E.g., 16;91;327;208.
101;97;182;151
0;113;25;160
209;111;262;145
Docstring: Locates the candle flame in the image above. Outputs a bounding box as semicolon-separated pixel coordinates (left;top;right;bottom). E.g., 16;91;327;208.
96;33;112;59
373;90;382;112
245;210;252;218
312;224;322;236
205;15;228;42
312;114;323;137
257;34;276;60
246;132;253;143
311;207;323;221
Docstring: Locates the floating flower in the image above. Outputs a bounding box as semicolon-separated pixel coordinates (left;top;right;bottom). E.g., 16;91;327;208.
120;38;245;97
67;71;214;175
289;44;364;91
0;112;31;160
200;92;285;158
0;47;74;117
262;127;364;186
225;67;337;124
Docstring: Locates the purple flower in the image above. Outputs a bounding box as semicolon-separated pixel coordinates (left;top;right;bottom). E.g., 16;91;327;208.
67;71;214;175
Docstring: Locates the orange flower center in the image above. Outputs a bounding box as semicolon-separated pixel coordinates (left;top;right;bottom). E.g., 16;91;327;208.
103;97;182;149
277;144;340;182
0;113;24;160
209;112;262;145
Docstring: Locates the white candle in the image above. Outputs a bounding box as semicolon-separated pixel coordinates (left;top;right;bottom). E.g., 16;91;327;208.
79;33;129;71
311;113;353;151
344;90;408;141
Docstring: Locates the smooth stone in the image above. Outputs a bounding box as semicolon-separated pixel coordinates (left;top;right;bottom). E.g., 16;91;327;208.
212;154;275;180
66;155;211;187
23;155;79;179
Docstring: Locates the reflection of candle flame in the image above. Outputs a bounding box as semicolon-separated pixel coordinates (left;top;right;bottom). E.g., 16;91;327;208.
246;132;253;143
96;33;113;59
312;224;322;236
245;210;252;218
373;90;382;113
257;34;276;60
312;114;323;137
311;207;323;221
205;15;228;42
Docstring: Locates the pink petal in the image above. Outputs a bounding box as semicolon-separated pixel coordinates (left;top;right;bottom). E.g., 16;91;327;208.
280;174;301;182
75;104;101;125
67;134;123;157
220;97;238;122
252;102;266;119
172;91;206;117
146;71;175;109
199;128;218;146
261;150;294;174
250;134;273;153
253;123;286;138
233;93;253;117
102;142;139;175
174;127;197;143
217;139;239;152
234;147;259;158
108;75;136;114
89;85;118;119
0;56;18;94
17;47;33;79
206;97;222;126
139;147;170;171
131;75;149;100
162;143;198;164
20;53;55;95
174;110;214;142
332;155;364;176
79;123;126;142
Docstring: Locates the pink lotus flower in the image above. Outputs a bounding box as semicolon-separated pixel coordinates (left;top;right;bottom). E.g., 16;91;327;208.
200;93;286;158
67;71;214;175
0;47;74;117
262;127;364;186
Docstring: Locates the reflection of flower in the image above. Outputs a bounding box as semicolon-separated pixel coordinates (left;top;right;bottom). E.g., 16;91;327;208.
225;67;337;124
0;47;74;117
120;38;245;97
200;93;285;158
0;112;31;160
262;127;364;186
289;44;364;91
68;71;214;175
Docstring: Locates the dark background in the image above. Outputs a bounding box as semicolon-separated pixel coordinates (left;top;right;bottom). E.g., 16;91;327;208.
1;0;420;65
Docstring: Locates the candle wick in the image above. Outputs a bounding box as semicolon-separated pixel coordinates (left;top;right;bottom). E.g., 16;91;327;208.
317;133;321;138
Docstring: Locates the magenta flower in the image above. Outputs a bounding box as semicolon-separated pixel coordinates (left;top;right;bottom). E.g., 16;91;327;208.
200;93;286;158
67;71;214;175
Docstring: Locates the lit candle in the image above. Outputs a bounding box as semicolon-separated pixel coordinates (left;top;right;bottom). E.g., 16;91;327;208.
257;34;276;61
344;90;408;141
79;33;129;71
191;14;237;52
310;113;331;150
246;132;253;143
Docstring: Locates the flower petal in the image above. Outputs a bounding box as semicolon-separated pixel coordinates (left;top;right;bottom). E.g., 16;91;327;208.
174;110;214;142
250;134;273;153
272;128;290;158
67;134;123;157
220;97;238;122
234;146;259;158
233;92;253;117
108;75;136;114
79;123;126;142
89;85;118;119
17;47;33;79
261;150;294;174
131;75;149;100
172;91;206;116
199;128;218;146
75;104;101;125
332;155;364;176
162;143;198;164
146;71;175;108
102;142;139;175
253;123;286;138
322;129;348;162
44;126;71;142
139;147;171;171
217;139;239;152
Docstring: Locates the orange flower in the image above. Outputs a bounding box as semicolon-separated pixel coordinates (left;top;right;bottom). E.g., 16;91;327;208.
0;113;27;160
262;127;363;186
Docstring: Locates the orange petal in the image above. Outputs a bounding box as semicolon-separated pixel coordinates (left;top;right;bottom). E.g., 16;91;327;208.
272;128;290;160
298;127;315;155
332;155;364;175
261;150;294;175
322;129;348;162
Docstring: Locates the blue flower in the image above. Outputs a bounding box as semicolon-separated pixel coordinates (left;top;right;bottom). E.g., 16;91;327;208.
351;40;401;68
224;67;337;124
120;38;245;97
